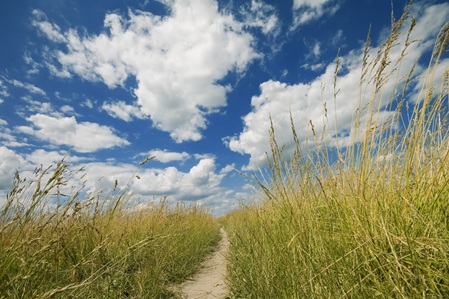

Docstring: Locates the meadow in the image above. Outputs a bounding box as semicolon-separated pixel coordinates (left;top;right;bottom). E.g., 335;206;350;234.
2;3;449;299
0;159;221;298
222;4;449;299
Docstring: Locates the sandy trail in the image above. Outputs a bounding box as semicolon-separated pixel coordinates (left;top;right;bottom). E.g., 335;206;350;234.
177;228;230;299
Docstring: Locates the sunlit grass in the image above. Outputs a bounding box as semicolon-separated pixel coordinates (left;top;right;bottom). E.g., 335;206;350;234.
0;159;221;298
223;4;449;298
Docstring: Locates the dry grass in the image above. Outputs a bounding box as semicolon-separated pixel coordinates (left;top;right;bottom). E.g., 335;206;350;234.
223;3;449;298
0;159;221;298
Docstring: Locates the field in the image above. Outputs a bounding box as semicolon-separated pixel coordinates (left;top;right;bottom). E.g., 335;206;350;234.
222;5;449;299
2;3;449;299
0;160;221;298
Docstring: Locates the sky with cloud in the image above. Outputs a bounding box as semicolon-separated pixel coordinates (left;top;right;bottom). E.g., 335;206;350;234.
1;0;448;216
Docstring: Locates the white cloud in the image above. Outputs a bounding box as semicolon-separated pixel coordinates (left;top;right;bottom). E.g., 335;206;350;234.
34;0;259;142
149;149;190;163
0;147;24;191
8;79;46;96
220;164;236;174
79;157;235;214
0;148;87;207
228;1;449;170
301;62;325;71
31;9;66;43
23;52;42;76
303;39;322;60
25;149;86;167
291;0;341;30
0;145;240;215
20;97;54;115
46;62;72;78
331;29;345;46
193;153;216;160
240;0;279;35
0;78;9;98
131;158;224;199
281;69;288;77
81;99;94;109
312;42;321;57
0;120;29;148
102;100;146;121
411;58;449;104
4;148;246;217
21;114;129;152
60;105;77;115
16;98;78;119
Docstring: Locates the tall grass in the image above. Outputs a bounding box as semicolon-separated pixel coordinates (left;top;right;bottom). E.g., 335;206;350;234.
223;4;449;298
0;159;221;298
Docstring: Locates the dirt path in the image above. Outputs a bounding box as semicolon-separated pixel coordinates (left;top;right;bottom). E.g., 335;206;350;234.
177;228;230;299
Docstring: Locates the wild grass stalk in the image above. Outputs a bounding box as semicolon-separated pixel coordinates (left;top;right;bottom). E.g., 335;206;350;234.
223;3;449;298
0;159;220;298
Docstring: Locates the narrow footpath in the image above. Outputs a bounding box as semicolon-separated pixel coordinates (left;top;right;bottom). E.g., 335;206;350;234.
177;228;230;299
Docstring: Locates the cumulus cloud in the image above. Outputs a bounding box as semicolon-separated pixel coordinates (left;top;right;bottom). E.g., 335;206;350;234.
148;149;190;163
0;148;87;207
291;0;341;30
0;144;242;215
78;157;233;213
228;1;449;170
25;149;86;167
19;114;129;152
0;147;24;191
220;164;235;174
102;100;147;121
131;158;224;199
33;0;259;142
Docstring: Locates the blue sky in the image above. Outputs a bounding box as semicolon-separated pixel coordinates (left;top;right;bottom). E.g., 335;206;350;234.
1;0;448;216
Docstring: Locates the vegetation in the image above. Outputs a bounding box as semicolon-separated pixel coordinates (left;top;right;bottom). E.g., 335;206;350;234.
2;3;449;299
0;159;221;298
223;4;449;299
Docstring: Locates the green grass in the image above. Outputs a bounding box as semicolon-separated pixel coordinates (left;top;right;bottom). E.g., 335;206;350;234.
0;159;221;298
223;4;449;298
